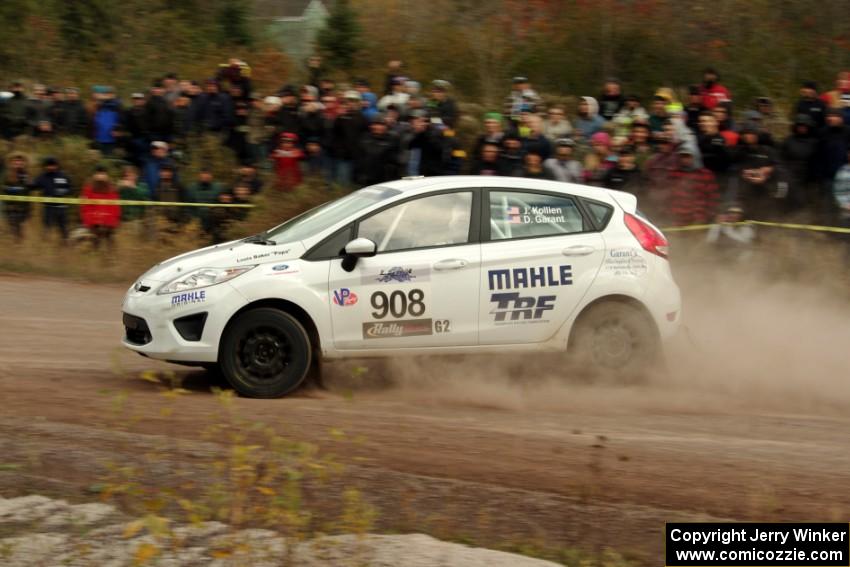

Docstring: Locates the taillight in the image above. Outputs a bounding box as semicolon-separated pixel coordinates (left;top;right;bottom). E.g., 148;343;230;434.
623;213;668;258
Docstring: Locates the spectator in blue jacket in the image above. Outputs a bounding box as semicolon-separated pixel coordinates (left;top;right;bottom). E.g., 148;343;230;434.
92;88;122;155
143;141;174;200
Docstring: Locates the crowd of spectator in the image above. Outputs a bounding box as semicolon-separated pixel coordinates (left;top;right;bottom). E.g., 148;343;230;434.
3;56;850;246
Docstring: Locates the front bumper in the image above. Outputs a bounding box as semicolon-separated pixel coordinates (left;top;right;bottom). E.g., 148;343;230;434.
121;281;248;363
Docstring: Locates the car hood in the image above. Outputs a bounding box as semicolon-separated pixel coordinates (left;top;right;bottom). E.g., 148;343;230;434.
138;240;307;284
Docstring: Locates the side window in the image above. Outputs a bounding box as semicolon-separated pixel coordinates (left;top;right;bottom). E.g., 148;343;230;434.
305;225;353;260
583;199;614;229
357;192;472;253
489;190;587;241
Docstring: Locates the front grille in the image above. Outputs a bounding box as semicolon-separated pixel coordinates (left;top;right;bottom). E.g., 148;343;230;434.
123;313;152;345
173;312;208;342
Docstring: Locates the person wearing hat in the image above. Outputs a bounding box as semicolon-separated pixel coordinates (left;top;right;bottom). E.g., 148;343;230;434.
356;113;400;186
706;205;756;262
699;67;732;110
1;82;29;139
684;85;707;133
543;138;583;182
781;114;819;211
573;96;604;140
428;80;458;128
187;166;224;234
80;165;121;248
121;92;149;166
26;84;52;137
505;76;539;120
378;76;410;113
473;112;506;158
612;95;648;138
143;141;173;199
603;145;643;194
60;87;89;136
145;79;174;142
499;133;526;177
354;79;380;122
330;92;368;186
272;132;304;192
33;156;73;242
2;152;32;240
598;78;625;122
193;79;233;135
795;81;827;130
152;163;189;226
729;125;777;220
93;87;122;156
665;146;720;226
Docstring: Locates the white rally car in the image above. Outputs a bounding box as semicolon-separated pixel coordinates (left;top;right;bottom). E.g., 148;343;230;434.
123;176;681;398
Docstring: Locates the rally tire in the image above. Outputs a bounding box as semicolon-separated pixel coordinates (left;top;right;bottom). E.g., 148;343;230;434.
569;301;659;380
220;308;312;398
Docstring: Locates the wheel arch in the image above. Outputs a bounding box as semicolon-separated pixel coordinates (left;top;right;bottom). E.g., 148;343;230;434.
219;298;321;360
567;294;659;351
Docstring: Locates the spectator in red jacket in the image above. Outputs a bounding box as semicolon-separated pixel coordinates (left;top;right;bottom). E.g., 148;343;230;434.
272;132;304;192
667;148;720;226
80;165;121;247
699;67;732;110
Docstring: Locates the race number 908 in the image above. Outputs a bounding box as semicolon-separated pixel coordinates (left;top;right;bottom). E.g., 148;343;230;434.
371;289;426;319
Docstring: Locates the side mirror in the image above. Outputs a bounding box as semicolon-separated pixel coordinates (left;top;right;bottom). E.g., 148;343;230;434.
341;238;377;272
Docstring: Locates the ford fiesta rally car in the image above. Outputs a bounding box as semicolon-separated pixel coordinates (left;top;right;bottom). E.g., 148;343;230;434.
122;176;681;398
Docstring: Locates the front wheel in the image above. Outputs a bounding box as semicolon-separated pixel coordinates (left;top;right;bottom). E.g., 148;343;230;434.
569;301;660;379
220;308;312;398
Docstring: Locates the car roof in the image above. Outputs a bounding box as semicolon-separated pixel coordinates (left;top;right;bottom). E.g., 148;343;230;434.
379;175;626;206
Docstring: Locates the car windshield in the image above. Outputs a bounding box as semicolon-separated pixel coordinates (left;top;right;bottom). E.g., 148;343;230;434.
265;186;402;244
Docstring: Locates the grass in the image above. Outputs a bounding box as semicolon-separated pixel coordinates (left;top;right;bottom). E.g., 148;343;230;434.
0;178;342;284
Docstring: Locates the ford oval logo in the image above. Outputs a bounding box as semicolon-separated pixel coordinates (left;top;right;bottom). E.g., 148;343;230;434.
272;264;290;271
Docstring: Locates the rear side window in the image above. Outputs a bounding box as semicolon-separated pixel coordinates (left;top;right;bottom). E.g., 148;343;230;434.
582;199;614;229
489;190;587;241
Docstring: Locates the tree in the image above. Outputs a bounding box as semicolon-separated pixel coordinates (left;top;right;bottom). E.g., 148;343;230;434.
218;0;253;47
317;0;362;72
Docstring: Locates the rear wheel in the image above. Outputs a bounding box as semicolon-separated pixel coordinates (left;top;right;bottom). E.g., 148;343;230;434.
570;301;659;379
220;308;312;398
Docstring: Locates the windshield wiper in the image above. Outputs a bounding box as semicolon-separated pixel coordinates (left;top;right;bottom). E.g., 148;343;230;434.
242;233;276;246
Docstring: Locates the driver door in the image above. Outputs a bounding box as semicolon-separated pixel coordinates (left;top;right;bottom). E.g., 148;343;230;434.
328;190;481;350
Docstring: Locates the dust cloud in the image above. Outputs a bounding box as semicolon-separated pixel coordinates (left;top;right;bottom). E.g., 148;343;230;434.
323;236;850;417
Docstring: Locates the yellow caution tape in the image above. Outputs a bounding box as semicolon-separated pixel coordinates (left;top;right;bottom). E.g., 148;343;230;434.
663;220;850;234
0;195;253;208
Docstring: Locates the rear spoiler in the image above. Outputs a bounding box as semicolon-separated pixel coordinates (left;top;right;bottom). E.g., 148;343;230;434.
607;190;638;214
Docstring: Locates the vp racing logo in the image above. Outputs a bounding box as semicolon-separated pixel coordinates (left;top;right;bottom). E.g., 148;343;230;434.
332;288;358;306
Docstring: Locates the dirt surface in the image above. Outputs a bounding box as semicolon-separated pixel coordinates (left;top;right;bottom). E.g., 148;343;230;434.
2;271;850;564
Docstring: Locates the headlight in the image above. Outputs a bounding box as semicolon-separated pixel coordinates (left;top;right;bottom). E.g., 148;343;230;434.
158;266;256;295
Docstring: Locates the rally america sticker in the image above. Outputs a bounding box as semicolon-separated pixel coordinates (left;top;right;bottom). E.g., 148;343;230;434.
361;265;430;285
362;319;433;339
